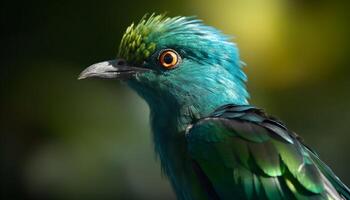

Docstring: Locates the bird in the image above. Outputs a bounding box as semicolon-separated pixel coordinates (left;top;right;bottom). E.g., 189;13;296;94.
78;14;350;200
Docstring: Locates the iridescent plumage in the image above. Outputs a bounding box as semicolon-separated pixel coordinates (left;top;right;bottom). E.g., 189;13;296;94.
79;14;350;200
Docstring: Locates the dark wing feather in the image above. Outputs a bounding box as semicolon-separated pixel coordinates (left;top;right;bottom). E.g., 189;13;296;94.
186;104;348;200
305;146;350;199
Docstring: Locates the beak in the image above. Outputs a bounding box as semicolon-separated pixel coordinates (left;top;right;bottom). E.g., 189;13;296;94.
78;59;149;80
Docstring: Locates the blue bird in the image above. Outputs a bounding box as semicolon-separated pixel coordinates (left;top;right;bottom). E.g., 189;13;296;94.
79;14;350;200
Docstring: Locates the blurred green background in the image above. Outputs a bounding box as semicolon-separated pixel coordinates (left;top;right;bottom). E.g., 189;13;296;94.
2;0;350;199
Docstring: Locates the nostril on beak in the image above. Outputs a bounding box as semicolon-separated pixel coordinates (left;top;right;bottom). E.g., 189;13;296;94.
116;59;126;66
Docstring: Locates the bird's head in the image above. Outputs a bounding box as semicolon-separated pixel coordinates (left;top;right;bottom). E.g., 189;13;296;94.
79;14;249;120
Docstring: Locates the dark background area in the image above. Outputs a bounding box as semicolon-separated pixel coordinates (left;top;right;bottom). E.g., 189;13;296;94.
1;0;350;199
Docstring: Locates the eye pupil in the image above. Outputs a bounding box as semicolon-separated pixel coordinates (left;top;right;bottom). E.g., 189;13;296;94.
159;49;180;69
163;53;173;64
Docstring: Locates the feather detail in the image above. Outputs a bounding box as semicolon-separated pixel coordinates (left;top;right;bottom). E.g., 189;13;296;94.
186;104;346;200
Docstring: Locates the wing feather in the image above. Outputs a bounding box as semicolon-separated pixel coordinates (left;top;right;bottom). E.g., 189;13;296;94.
186;105;347;200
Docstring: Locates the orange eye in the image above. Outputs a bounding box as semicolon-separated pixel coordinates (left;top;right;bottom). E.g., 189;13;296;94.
159;49;179;69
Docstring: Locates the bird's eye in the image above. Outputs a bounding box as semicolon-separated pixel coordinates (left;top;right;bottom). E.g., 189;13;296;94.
159;49;180;69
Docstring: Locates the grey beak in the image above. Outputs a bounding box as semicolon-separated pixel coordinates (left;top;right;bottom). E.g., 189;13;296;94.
78;59;149;80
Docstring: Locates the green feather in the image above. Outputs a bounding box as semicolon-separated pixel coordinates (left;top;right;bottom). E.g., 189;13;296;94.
187;112;344;199
259;176;284;200
233;166;255;199
249;141;282;176
118;13;164;63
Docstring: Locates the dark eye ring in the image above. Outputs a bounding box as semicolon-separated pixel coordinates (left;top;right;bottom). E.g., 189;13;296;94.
158;49;180;69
